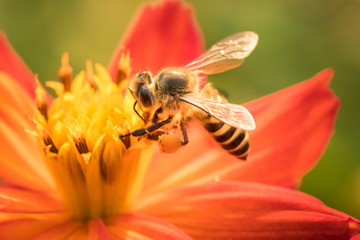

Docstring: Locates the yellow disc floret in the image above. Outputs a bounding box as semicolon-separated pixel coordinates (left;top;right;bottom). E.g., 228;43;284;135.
34;53;155;221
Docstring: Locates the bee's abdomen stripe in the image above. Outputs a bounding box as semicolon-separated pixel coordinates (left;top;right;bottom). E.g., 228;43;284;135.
201;117;250;160
238;154;248;160
231;141;249;157
214;127;236;143
221;130;246;150
204;121;225;133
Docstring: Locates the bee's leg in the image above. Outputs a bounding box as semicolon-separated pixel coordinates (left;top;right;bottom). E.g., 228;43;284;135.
133;101;146;123
120;116;173;138
119;132;131;149
151;107;163;123
146;130;167;140
180;122;189;145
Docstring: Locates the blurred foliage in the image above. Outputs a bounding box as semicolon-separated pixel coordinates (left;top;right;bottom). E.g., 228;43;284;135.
1;0;359;218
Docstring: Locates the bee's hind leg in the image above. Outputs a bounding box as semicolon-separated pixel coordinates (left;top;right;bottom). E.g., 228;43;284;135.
180;122;188;145
157;122;187;154
146;130;168;141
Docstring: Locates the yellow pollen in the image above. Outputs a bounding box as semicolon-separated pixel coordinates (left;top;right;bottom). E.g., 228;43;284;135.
34;52;156;221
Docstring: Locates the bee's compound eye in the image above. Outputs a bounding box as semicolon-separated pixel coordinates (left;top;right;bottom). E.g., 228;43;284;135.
139;86;154;107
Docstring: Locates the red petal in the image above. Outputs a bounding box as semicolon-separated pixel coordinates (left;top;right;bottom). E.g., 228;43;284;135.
0;185;64;213
88;219;113;240
108;0;204;79
0;73;54;191
106;213;191;239
0;32;35;98
221;68;339;186
135;181;360;239
142;69;339;194
142;122;227;195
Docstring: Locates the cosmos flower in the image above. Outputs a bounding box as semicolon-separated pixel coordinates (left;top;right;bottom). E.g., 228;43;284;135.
0;0;359;239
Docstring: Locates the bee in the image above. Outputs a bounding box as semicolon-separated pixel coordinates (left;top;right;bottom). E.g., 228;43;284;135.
120;32;258;160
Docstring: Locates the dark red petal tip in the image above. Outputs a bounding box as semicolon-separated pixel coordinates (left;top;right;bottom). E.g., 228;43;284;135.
108;0;204;79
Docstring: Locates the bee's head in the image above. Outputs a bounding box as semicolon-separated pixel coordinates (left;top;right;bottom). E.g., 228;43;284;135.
133;71;154;108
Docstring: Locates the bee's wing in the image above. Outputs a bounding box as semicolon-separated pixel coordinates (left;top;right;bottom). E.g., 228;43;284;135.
185;32;258;75
179;95;255;130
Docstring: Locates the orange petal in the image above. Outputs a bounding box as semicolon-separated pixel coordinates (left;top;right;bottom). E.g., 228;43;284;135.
142;69;339;194
135;181;360;239
0;185;64;214
0;73;54;191
0;213;67;240
106;213;191;239
33;220;87;240
0;32;35;98
108;0;204;79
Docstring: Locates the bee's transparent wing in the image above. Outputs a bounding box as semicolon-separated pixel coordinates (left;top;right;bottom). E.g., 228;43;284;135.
179;95;255;130
185;32;258;75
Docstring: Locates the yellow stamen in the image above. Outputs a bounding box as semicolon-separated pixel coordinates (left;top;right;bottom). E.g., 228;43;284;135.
35;75;48;121
34;52;155;221
43;129;58;154
85;60;96;89
115;50;131;86
57;52;73;92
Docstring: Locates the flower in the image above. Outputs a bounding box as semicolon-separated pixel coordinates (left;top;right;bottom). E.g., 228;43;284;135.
0;0;359;239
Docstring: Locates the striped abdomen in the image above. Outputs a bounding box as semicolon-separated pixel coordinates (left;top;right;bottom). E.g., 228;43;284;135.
203;118;250;160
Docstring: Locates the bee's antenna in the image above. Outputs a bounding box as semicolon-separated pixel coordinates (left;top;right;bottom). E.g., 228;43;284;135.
133;101;146;123
128;87;134;95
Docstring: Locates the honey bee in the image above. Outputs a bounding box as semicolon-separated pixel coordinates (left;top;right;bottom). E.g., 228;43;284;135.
120;32;258;160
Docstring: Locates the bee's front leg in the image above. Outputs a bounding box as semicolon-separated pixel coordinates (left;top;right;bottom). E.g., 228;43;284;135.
119;116;173;138
133;101;146;123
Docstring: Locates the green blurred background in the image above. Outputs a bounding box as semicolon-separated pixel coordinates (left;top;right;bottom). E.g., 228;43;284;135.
1;0;359;218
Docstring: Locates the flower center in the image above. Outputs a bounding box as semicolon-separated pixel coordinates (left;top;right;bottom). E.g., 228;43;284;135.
34;53;156;221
